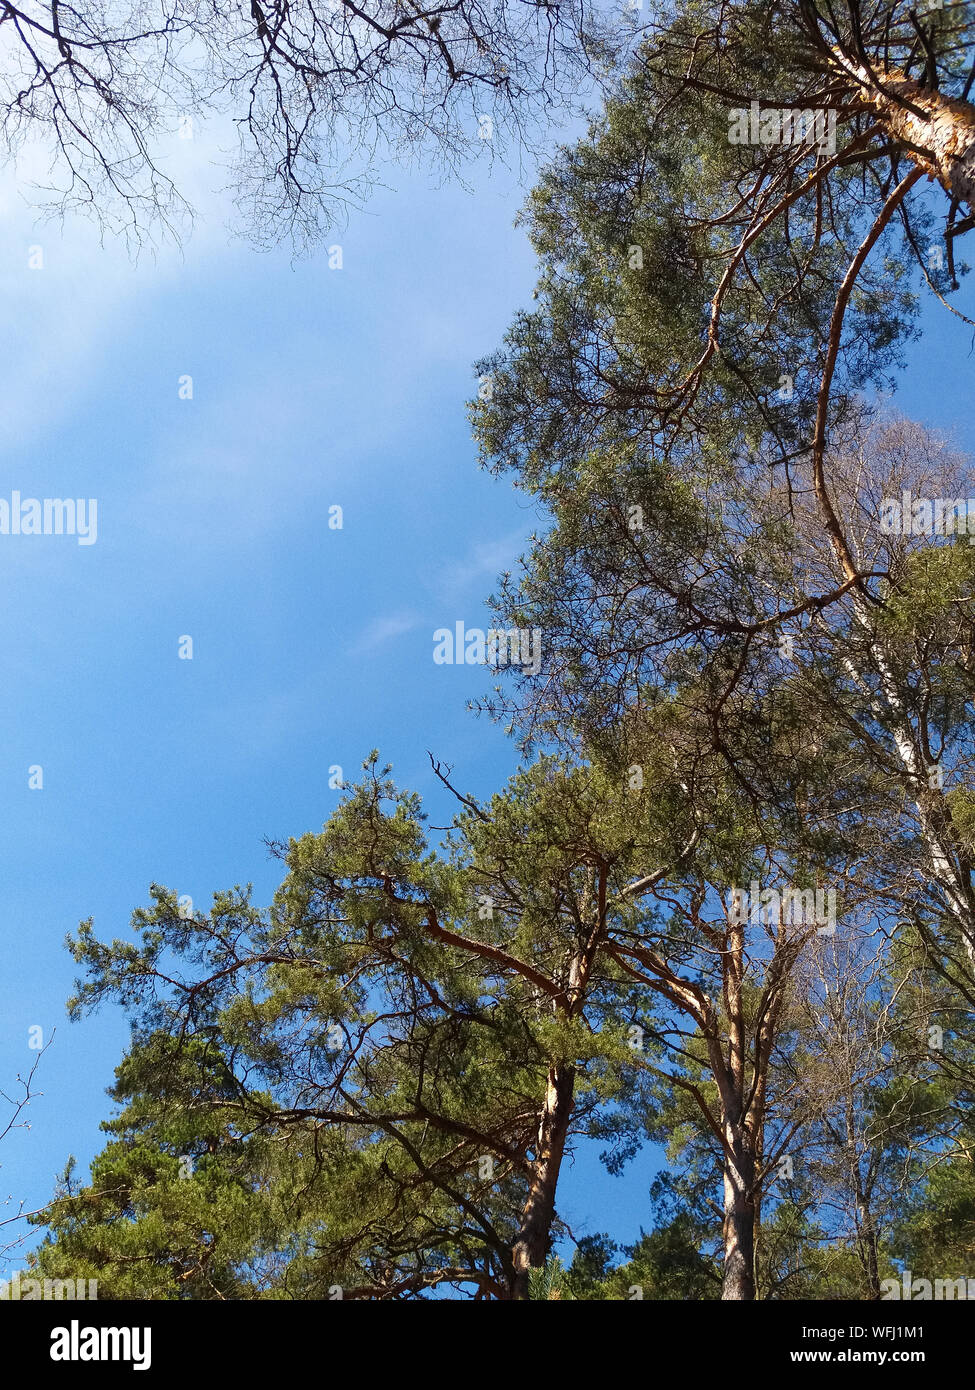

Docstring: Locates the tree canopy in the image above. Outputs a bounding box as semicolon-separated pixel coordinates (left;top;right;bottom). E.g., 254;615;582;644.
13;0;975;1303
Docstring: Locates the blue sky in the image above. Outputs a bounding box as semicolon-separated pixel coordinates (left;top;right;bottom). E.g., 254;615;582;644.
0;119;973;1275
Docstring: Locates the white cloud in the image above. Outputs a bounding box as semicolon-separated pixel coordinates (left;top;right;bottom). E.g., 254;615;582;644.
432;526;532;603
350;612;420;655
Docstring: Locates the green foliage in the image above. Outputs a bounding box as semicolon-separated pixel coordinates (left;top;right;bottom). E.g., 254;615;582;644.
527;1256;576;1300
567;1212;719;1301
28;1036;283;1299
31;1;975;1304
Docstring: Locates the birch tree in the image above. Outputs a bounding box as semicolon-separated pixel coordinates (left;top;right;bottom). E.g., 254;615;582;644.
471;7;975;978
0;0;619;245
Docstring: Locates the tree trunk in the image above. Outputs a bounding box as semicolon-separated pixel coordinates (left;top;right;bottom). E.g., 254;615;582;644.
510;1062;576;1300
843;602;975;973
721;1135;757;1301
846;64;975;216
860;1216;882;1301
718;904;758;1301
